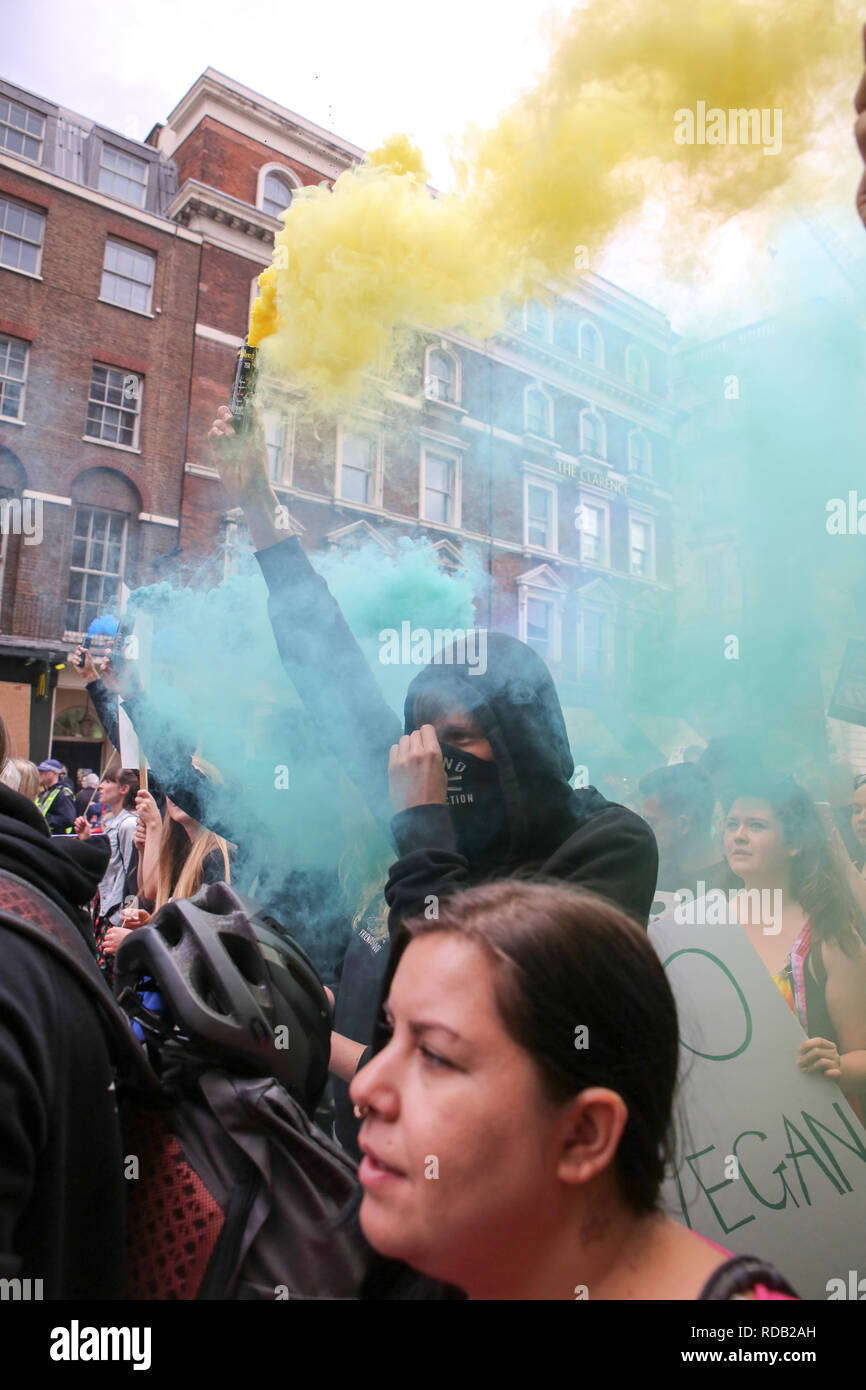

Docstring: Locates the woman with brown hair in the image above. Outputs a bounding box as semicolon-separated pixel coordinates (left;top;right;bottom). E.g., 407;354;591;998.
350;879;797;1300
721;774;866;1117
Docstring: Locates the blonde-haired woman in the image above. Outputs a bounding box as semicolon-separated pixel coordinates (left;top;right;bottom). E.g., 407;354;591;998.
102;789;233;956
0;757;40;801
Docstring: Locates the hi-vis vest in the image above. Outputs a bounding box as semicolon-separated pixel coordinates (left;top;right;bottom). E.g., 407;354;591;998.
36;785;74;832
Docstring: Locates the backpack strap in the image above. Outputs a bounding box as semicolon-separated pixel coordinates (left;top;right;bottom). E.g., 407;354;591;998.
697;1253;799;1300
0;869;160;1096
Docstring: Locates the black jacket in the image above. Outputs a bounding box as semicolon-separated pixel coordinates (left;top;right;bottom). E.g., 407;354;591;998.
0;785;124;1297
0;784;109;950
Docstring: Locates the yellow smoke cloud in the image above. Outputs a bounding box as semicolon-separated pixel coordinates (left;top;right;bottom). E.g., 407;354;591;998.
251;0;858;402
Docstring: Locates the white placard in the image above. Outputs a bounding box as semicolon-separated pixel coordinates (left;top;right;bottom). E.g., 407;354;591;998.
650;908;866;1300
117;699;139;771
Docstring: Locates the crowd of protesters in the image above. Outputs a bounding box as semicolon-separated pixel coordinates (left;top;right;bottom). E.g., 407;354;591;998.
3;410;865;1299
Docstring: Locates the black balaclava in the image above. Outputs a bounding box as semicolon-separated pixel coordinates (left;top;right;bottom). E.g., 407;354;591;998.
403;632;579;870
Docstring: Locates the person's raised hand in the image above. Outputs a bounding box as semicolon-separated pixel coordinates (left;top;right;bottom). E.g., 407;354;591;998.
855;23;866;228
134;789;162;833
72;646;99;684
388;724;448;814
207;404;290;550
208;404;273;507
73;815;91;839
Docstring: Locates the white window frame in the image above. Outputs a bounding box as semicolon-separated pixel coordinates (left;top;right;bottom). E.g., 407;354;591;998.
522;592;557;660
100;238;156;315
0;98;45;163
577;598;615;681
84;363;143;450
0;195;45;276
576;492;610;568
424;342;461;405
578;320;605;368
0;334;29;422
335;421;384;509
523;476;558;553
257;163;302;218
524;300;551;342
524;383;554;438
263;406;296;487
628;509;656;581
579;407;606;461
420;444;462;528
66;506;128;637
626;344;650;392
98;145;148;208
627;428;652;476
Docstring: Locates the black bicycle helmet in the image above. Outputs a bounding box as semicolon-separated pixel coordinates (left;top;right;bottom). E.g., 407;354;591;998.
114;881;331;1113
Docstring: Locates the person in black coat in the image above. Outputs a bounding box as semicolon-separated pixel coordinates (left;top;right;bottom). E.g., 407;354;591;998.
0;733;125;1299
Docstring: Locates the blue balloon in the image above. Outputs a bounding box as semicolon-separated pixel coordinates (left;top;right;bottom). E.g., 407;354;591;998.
87;614;120;637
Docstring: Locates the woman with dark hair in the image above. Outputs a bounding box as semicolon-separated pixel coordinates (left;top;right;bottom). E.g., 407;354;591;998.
722;775;866;1116
349;879;796;1300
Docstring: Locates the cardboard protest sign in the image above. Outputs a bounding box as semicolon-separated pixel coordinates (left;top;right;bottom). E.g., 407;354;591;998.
650;908;866;1300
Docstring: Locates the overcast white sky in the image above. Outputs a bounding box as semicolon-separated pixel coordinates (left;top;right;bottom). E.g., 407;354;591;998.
4;0;865;332
4;0;564;184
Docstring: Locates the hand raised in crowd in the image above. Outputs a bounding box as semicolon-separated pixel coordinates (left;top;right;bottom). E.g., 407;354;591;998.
134;789;162;833
98;652;120;694
71;646;99;684
798;1035;842;1080
856;22;866;228
208;404;273;507
73;815;91;840
388;724;449;814
102;925;132;957
207;404;287;551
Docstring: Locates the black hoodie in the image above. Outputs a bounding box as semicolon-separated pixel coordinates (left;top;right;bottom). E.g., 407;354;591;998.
374;633;657;1045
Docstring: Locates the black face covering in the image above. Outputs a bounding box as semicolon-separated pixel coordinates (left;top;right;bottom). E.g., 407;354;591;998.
439;744;509;861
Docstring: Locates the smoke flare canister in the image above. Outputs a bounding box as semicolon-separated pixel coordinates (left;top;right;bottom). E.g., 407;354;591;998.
230;341;258;430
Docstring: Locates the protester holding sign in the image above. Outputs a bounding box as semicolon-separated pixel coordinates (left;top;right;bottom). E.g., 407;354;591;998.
350;879;796;1300
717;775;866;1115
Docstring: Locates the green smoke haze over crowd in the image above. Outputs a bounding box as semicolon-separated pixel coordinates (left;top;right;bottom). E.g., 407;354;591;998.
121;208;866;948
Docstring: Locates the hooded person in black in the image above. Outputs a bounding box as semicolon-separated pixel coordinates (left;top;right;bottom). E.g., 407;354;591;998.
373;633;657;1053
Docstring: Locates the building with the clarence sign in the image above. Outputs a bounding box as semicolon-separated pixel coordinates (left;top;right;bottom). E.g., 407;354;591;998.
1;67;685;779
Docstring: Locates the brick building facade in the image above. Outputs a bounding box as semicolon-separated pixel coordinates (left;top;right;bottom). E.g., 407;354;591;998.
1;67;685;778
0;77;200;766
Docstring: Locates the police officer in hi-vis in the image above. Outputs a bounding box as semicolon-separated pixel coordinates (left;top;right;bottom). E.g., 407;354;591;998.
35;759;76;834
